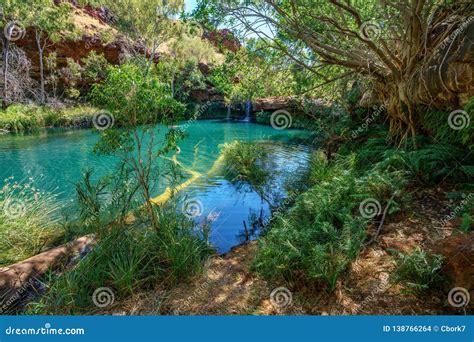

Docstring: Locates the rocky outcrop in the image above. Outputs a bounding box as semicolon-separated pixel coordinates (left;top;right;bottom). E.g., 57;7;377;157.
252;96;327;114
12;3;158;78
432;232;474;295
252;96;299;112
203;29;240;53
191;86;225;103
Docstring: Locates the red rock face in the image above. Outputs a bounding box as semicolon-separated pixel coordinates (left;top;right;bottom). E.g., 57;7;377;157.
13;29;135;77
433;232;474;296
191;86;224;103
203;29;240;53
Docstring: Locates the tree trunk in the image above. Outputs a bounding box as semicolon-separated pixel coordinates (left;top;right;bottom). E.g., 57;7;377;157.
2;36;10;108
36;33;45;105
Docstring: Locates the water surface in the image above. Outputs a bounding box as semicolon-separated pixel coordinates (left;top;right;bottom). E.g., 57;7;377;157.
0;120;311;253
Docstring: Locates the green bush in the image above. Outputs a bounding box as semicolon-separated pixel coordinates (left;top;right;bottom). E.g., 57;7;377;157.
421;98;474;148
347;127;474;185
252;154;367;290
27;206;212;314
392;247;446;293
0;177;64;266
221;141;270;187
0;104;100;132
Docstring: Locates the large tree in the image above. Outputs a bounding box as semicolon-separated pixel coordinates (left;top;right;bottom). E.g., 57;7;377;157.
200;0;473;139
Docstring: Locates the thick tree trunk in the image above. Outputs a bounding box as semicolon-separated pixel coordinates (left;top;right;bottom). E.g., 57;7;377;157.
367;17;474;138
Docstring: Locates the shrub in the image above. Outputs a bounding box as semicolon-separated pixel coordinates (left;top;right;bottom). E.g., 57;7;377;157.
27;206;212;314
253;154;367;290
421;98;474;148
221;141;270;187
0;104;100;132
0;177;64;266
392;247;446;293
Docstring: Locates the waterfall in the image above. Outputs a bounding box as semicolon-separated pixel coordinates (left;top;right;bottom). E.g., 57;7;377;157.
244;100;252;122
227;105;231;120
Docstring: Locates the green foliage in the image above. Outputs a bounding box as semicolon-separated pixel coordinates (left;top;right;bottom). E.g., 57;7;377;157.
253;154;367;290
27;205;211;314
221;141;279;207
460;213;473;233
152;204;213;285
392;247;446;293
256;111;316;130
0;104;101;132
347;127;474;185
221;141;269;188
156;60;207;103
208;49;296;103
0;177;63;266
421;99;474;148
90;61;186;129
85;0;184;45
60;52;110;98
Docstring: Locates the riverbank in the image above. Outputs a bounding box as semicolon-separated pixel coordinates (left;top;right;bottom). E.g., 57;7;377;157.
0;104;102;133
100;187;472;315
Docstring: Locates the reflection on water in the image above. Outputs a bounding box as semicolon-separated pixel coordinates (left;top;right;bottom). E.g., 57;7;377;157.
0;120;313;253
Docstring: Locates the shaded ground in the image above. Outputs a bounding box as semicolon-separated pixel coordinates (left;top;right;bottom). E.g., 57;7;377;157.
107;188;471;316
